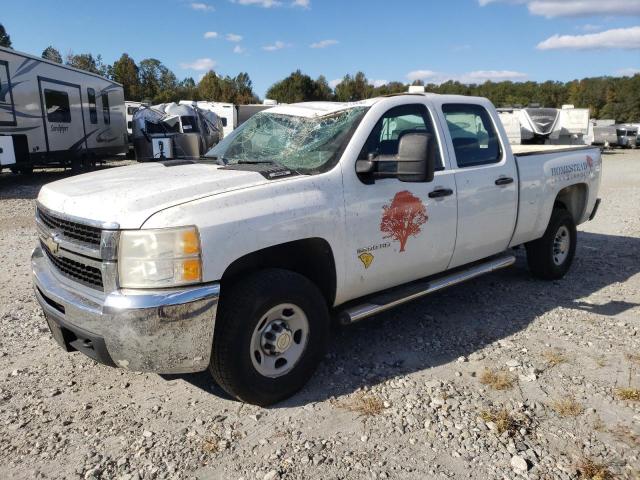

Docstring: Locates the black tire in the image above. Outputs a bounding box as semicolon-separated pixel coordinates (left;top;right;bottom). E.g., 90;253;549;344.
525;208;576;280
209;269;330;406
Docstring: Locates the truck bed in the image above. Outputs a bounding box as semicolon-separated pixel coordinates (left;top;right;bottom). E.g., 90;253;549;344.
511;144;596;157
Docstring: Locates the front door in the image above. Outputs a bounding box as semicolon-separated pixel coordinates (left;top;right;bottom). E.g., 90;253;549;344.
440;103;518;268
342;103;458;301
39;79;86;153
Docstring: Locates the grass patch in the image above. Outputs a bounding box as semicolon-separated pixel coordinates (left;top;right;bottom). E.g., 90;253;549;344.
336;392;385;417
616;388;640;401
625;353;640;365
202;436;219;453
542;349;567;367
479;368;515;390
551;397;583;417
576;458;613;480
480;408;528;436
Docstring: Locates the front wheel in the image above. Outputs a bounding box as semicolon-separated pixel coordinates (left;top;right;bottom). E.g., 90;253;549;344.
525;208;577;280
209;269;330;406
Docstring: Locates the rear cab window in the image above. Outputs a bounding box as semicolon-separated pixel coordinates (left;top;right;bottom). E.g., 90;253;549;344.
442;103;502;168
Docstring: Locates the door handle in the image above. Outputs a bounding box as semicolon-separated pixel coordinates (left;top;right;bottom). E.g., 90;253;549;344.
495;177;514;186
428;188;454;198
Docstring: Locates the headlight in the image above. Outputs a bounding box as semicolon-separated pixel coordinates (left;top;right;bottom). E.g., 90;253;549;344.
118;226;202;289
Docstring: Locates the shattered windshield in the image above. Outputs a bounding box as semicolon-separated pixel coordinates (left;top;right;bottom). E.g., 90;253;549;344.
203;107;368;174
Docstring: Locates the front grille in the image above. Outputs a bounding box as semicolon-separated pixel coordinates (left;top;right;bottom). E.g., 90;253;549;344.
37;208;102;247
41;241;104;290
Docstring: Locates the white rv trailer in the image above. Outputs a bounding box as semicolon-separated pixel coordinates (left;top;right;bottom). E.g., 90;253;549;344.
125;101;146;137
0;46;127;173
497;108;523;145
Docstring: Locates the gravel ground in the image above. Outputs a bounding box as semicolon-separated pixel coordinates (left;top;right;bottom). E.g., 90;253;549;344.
0;151;638;480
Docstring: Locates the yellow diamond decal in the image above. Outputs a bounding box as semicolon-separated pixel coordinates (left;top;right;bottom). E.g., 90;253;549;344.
358;252;374;269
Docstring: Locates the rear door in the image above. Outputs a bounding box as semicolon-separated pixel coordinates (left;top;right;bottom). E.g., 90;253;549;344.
39;79;86;153
440;103;518;268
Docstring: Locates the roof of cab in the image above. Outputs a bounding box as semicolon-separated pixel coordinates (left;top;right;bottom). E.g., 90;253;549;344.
265;93;492;118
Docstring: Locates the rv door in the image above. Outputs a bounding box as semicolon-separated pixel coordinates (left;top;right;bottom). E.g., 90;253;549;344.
39;80;86;153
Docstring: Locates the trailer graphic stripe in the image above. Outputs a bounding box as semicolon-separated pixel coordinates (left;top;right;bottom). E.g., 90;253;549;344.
14;58;40;78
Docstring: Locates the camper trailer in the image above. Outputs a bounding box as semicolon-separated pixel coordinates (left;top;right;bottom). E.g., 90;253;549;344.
616;125;638;148
497;108;523;145
132;102;223;161
556;105;589;145
0;46;127;173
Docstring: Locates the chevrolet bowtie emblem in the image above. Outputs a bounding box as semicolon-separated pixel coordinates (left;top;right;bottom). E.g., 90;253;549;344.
43;233;61;255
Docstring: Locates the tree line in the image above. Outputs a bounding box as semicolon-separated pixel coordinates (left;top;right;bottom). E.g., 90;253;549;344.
1;23;638;122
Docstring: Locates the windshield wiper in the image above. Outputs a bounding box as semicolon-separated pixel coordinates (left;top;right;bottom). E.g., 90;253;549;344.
237;159;282;165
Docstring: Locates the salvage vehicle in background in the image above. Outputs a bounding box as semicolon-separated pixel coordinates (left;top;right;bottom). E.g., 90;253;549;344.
32;91;602;406
0;46;127;174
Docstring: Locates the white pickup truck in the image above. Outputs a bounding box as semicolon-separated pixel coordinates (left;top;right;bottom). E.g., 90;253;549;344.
32;92;602;406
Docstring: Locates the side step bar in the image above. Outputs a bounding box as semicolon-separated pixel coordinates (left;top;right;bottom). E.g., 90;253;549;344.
337;254;516;325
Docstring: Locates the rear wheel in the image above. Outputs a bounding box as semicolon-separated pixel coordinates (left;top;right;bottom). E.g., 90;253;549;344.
525;208;576;280
209;269;330;406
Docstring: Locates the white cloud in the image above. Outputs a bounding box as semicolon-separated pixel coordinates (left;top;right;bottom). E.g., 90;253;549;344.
190;2;214;11
263;40;290;51
616;67;640;76
310;39;338;49
233;45;246;54
203;31;218;39
329;78;342;89
537;26;640;50
180;58;217;71
406;70;439;82
407;69;527;84
226;33;243;42
232;0;282;7
371;79;388;88
292;0;310;7
479;0;640;17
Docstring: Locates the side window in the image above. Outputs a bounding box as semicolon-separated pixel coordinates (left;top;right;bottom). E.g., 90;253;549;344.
102;93;110;124
359;104;443;170
44;89;71;123
87;88;97;124
442;104;502;168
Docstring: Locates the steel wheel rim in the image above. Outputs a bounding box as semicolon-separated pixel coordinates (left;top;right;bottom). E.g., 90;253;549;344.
552;225;570;266
250;303;309;378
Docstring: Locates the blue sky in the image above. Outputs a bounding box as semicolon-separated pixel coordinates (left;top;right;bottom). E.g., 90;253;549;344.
2;0;639;97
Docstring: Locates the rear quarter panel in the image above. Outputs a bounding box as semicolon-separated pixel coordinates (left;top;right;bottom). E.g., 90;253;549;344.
510;147;601;247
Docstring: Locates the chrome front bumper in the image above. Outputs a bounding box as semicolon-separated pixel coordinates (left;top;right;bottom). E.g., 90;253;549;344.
32;246;220;374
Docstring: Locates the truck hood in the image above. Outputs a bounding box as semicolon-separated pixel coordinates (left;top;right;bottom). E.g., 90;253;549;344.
37;162;273;228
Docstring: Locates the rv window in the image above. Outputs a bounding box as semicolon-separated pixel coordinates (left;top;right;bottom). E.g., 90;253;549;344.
87;88;97;124
102;93;110;124
220;117;228;127
181;116;199;133
44;89;71;123
127;106;138;115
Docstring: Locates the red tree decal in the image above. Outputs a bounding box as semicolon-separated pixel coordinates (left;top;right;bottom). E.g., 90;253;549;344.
380;190;428;252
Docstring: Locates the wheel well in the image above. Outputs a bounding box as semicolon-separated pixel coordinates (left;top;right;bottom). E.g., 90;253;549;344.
554;183;587;223
221;238;337;306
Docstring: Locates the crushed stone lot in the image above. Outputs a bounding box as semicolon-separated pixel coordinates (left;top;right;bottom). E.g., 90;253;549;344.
0;151;639;480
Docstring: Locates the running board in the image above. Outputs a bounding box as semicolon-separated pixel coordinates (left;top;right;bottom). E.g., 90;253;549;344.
337;254;516;325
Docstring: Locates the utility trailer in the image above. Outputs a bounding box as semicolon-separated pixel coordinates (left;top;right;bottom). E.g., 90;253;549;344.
0;46;127;173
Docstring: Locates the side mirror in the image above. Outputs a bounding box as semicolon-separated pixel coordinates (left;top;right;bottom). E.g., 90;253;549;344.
396;132;435;183
355;133;436;182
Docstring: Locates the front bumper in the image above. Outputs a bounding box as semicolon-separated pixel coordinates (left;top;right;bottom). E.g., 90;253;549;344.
32;245;220;374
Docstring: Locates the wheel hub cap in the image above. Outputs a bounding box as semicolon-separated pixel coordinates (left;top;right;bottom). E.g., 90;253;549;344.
261;320;293;354
250;304;310;378
553;225;570;266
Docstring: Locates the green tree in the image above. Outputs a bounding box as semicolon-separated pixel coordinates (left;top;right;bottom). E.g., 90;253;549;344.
66;52;109;77
0;24;11;48
334;72;373;101
41;46;62;63
112;53;141;100
266;70;325;103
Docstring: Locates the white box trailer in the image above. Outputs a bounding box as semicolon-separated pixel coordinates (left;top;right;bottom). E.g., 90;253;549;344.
0;46;127;173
